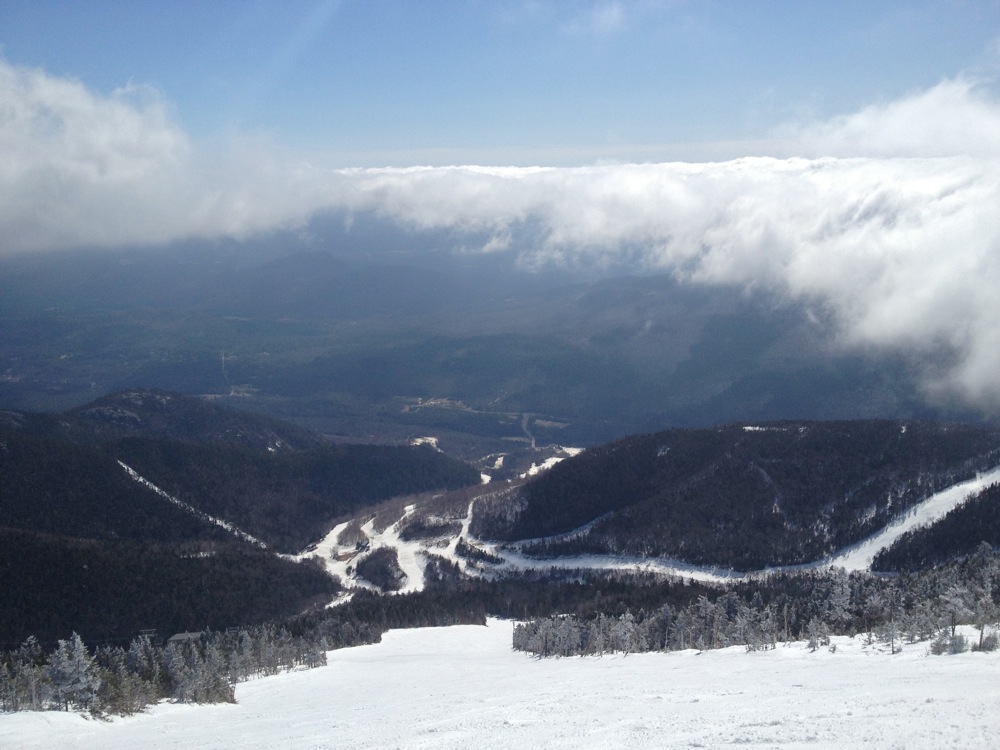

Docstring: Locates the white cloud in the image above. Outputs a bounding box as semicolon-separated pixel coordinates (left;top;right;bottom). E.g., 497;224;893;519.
0;60;328;251
781;77;1000;158
2;57;999;409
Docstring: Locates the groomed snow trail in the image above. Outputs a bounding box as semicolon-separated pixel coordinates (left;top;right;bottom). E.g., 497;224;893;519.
824;465;1000;571
302;465;1000;593
4;620;998;750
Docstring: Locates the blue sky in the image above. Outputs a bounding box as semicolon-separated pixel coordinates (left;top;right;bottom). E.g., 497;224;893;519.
3;1;1000;408
3;0;999;163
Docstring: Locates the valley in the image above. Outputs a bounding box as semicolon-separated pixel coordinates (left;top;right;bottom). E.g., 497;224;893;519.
2;241;999;730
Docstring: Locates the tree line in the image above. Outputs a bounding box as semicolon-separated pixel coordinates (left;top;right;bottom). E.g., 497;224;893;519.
5;543;997;716
0;624;327;716
513;544;1000;658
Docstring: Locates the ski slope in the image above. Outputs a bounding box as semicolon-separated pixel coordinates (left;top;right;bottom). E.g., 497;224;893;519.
824;465;1000;571
3;619;998;750
305;465;1000;592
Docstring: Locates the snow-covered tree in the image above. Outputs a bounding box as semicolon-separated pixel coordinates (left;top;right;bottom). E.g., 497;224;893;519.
48;633;100;712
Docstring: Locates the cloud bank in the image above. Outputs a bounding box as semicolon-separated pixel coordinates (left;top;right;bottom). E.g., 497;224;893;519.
0;61;327;250
2;58;999;409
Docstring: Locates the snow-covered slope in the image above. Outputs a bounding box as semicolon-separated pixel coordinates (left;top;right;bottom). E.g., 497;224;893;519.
824;465;1000;571
3;620;997;750
302;466;1000;593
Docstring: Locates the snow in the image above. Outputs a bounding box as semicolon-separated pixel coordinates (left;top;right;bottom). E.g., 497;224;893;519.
119;461;268;549
463;467;1000;584
518;447;583;479
379;505;428;594
4;620;998;749
300;505;430;595
520;456;563;478
409;436;439;450
484;548;741;584
825;466;1000;571
299;466;1000;597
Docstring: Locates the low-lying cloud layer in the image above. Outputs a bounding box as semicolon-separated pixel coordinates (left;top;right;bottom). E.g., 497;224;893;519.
2;59;999;409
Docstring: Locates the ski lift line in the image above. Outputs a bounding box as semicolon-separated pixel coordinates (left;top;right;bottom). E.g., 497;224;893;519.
117;460;268;549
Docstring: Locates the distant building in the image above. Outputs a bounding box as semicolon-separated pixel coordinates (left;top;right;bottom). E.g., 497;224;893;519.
166;631;203;646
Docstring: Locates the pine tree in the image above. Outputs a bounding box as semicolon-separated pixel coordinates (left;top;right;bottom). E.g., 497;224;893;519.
48;633;100;712
968;542;999;650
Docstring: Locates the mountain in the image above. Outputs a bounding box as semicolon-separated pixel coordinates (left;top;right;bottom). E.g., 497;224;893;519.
3;233;999;655
471;420;1000;569
0;236;968;467
0;390;480;647
873;482;1000;571
1;389;479;551
243;418;1000;615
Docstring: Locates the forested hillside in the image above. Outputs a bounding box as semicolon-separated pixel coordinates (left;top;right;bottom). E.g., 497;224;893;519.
1;390;480;552
873;483;1000;571
0;390;480;647
473;421;1000;569
0;530;338;649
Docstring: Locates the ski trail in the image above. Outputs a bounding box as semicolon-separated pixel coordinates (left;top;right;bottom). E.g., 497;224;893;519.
297;521;350;562
490;465;1000;581
297;464;1000;592
378;505;426;594
118;461;268;549
824;465;1000;571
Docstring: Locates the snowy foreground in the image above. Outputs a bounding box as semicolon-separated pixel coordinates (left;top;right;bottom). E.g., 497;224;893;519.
4;620;999;749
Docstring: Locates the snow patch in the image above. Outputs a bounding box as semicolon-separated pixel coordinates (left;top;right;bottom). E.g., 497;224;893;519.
303;504;433;595
518;446;583;478
409;436;440;450
520;457;562;478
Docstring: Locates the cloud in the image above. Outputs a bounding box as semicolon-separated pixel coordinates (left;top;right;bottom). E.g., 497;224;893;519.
2;57;1000;409
0;59;329;251
327;155;1000;406
781;77;1000;158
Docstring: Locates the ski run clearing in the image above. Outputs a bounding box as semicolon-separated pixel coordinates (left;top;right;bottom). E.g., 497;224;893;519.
4;619;999;750
303;465;1000;591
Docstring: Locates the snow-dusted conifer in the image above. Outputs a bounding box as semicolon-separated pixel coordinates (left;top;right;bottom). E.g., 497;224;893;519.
48;633;100;712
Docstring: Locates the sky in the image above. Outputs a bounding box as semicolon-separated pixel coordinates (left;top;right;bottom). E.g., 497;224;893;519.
2;0;1000;409
2;1;999;164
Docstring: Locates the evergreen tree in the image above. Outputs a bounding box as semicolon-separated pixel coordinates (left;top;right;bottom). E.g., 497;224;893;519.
5;637;50;711
48;633;100;712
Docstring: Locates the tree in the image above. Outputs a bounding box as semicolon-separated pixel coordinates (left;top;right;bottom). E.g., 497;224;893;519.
48;633;100;712
7;637;50;711
968;542;999;650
